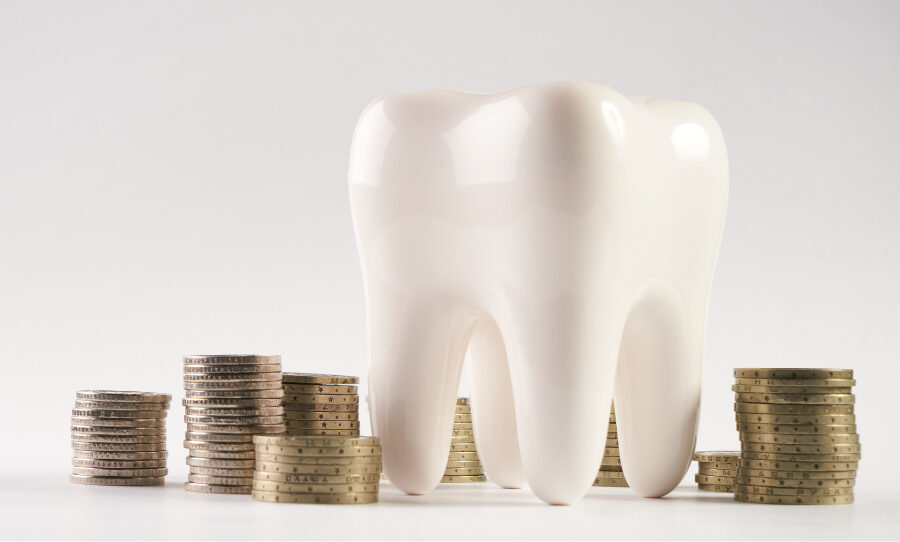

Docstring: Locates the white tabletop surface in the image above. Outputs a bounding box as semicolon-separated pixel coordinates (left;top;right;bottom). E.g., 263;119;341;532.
2;472;897;540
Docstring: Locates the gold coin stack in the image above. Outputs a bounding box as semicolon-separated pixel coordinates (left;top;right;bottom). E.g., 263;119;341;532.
251;435;381;504
281;373;360;437
70;390;171;486
182;355;286;494
595;402;627;487
733;368;859;505
442;398;485;483
693;451;739;492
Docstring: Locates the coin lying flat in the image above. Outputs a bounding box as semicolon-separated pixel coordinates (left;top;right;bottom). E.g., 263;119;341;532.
736;423;857;435
184;440;256;452
734;475;855;488
73;450;168;461
255;461;382;475
71;467;169;477
448;451;479;461
444;466;484;476
600;457;621;466
284;394;359;405
76;391;171;403
740;458;859;471
454;414;473;423
735;485;853;496
72;458;167;469
735;403;855;415
188;474;255;486
72;442;166;452
603;447;619;457
285;429;358;436
182;363;283;374
282;403;358;412
734;492;853;505
183;372;283;382
733;377;856;387
251;489;377;504
454;406;471;414
184;415;285;425
71;434;166;444
71;425;166;436
732;385;853;394
251;480;379;494
253;471;380;484
254;444;380;457
737;468;857;480
734;393;854;405
740;442;861;454
189;466;255;477
184;355;281;365
593;478;629;487
185;431;255;443
741;451;860;462
441;475;486;483
185;406;285;417
186;457;256;469
254;453;381;465
187;449;256;459
282;384;358;395
254;436;379;447
184;482;251;494
186;423;285;435
71;409;168;419
281;411;358;421
282;373;360;385
446;460;482;468
698;467;737;477
185;380;283;391
740;433;859;445
449;443;477;452
183;397;283;408
70;474;166;486
594;470;626;479
695;474;734;485
697;483;734;492
733;369;853;380
184;389;285;399
693;451;741;463
734;413;856;425
71;416;166;428
74;400;170;410
282;420;360;430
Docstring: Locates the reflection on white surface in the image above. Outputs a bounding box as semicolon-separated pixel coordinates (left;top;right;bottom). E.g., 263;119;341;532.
349;101;396;186
670;122;710;162
600;101;627;154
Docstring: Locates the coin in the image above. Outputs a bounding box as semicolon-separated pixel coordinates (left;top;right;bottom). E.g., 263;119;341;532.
73;450;168;460
71;409;168;419
736;423;857;435
449;443;476;452
182;397;283;408
695;474;734;485
185;380;283;391
698;467;737;476
73;400;169;410
71;416;165;428
189;466;255;477
740;458;859;471
734;393;854;405
251;480;378;493
188;474;255;485
184;415;284;425
285;429;359;436
733;369;853;380
182;363;283;374
740;443;861;454
606;439;619;447
456;398;470;406
592;478;629;487
72;458;167;469
741;451;861;462
281;411;358;421
185;431;255;443
71;434;166;444
734;413;856;425
255;461;381;475
76;391;171;403
186;457;256;469
735;403;855;415
281;384;358;395
740;433;859;445
184;440;255;452
70;474;165;486
733;377;856;387
454;414;473;423
446;460;482;468
737;468;857;480
734;475;855;488
184;372;282;382
71;425;166;436
282;403;358;412
254;436;378;447
185;406;285;417
254;444;380;457
71;466;169;477
186;423;285;434
454;406;471;414
184;389;284;399
251;489;377;504
284;394;359;405
441;475;486;483
184;482;251;494
72;442;166;452
603;447;619;457
600;457;621;466
594;471;626;479
281;420;360;430
732;385;853;394
184;354;281;365
447;451;479;461
187;449;256;459
734;491;853;505
697;483;734;492
282;373;360;385
444;466;484;476
254;453;381;465
692;451;741;463
451;429;474;437
253;471;380;484
598;465;623;472
735;485;853;496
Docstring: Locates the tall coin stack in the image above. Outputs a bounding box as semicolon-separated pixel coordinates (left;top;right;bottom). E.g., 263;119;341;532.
282;373;360;437
595;402;627;487
442;398;485;483
733;368;859;505
71;391;171;486
692;451;739;492
252;435;381;504
183;355;286;494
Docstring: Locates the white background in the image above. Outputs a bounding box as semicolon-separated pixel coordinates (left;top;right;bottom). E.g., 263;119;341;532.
1;0;899;539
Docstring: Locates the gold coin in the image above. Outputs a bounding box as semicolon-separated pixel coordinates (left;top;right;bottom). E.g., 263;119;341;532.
739;458;859;471
593;478;629;487
732;385;852;394
281;384;358;395
283;419;361;429
735;402;854;415
255;460;381;475
456;398;470;406
454;414;473;423
187;448;256;459
254;436;378;447
740;433;859;445
187;457;256;469
282;411;358;421
443;466;484;476
253;471;380;484
452;422;473;429
71;417;165;428
733;369;853;380
181;363;282;374
284;429;359;437
184;380;283;391
184;431;255;443
189;466;255;477
183;354;281;365
282;373;360;385
184;415;284;425
254;444;380;457
734;413;855;425
72;450;168;461
735;485;853;496
598;465;624;472
698;467;736;476
71;467;168;477
251;480;378;493
284;394;359;405
733;491;853;505
692;451;740;463
606;438;619;447
737;468;857;480
182;397;283;408
188;474;254;485
184;407;285;417
594;471;626;479
734;476;855;488
450;437;475;444
184;389;284;399
451;429;474;437
600;456;621;466
70;474;165;486
71;434;166;444
603;447;619;457
695;474;734;485
186;423;285;435
71;409;168;419
741;451;861;462
184;372;283;382
445;460;482;468
447;451;479;461
740;442;861;455
450;442;477;452
697;483;734;492
454;405;471;414
282;403;359;412
184;482;251;494
733;377;855;387
72;458;167;469
441;475;487;483
734;393;854;405
697;460;739;470
251;489;377;504
72;442;166;452
254;453;381;465
76;391;171;403
736;423;857;435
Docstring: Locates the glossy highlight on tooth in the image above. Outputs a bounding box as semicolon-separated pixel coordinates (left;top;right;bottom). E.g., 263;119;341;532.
349;82;729;505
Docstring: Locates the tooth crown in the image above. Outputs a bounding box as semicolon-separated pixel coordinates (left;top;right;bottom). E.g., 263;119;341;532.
350;82;728;504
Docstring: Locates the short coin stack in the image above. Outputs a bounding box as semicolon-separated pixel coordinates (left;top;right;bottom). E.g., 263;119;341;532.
183;355;286;494
252;435;381;504
693;451;739;492
282;373;360;437
442;398;485;483
733;368;859;505
71;390;171;486
595;402;627;487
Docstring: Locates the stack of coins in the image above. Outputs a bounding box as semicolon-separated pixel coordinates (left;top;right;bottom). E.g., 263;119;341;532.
281;373;360;437
71;391;171;486
183;355;286;494
595;402;627;487
252;435;381;504
442;398;485;483
693;451;739;492
733;368;859;505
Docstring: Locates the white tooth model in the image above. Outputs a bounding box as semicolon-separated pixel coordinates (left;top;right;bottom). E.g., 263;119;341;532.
349;82;728;505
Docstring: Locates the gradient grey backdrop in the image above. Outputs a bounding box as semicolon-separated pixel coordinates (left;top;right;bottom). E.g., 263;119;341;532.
1;0;897;491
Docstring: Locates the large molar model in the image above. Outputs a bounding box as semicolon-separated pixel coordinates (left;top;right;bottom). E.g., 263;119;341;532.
349;82;728;505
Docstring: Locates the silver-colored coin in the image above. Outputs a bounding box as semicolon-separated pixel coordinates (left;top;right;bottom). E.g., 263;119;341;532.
184;372;283;382
184;406;284;417
183;354;281;365
72;458;167;469
186;423;285;435
184;431;255;443
71;434;166;444
72;442;166;452
188;473;255;486
71;425;165;436
71;409;168;419
189;466;256;477
76;391;171;403
184;482;251;494
183;440;255;452
71;416;165;428
184;414;284;425
187;448;256;459
184;380;283;391
184;389;284;399
186;457;256;469
74;400;169;410
182;363;283;374
73;450;168;461
71;466;169;477
70;474;165;486
182;397;283;408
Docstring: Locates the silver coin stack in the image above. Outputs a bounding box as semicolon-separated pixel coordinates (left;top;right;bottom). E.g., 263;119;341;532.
183;355;286;494
71;390;171;486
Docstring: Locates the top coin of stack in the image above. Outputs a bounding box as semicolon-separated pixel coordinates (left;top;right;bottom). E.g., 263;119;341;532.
282;373;360;437
183;355;286;495
594;402;627;487
732;368;859;505
71;390;171;486
442;398;485;483
692;451;740;492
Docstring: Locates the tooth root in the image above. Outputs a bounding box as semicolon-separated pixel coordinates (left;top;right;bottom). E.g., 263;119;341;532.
368;293;473;495
505;301;619;505
468;318;525;489
614;281;700;498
